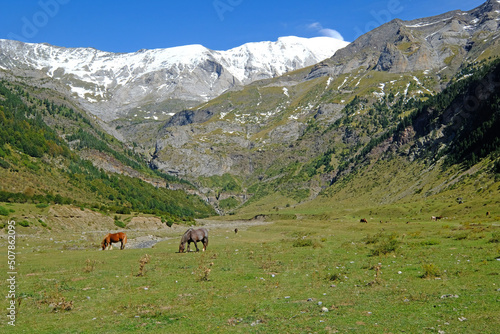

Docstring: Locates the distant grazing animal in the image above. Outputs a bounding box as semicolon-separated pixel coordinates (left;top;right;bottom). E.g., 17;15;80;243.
431;216;437;221
360;218;368;223
101;232;127;250
486;211;490;216
179;228;208;253
234;228;238;234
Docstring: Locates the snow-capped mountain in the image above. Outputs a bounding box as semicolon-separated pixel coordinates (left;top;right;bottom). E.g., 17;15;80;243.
0;36;349;121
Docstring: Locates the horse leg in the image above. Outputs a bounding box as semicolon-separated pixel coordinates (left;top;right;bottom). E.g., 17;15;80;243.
187;241;191;252
109;243;113;250
193;241;199;252
203;237;208;251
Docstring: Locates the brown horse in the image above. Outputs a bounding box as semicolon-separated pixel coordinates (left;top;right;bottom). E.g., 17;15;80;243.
101;232;127;250
360;218;368;223
179;228;208;253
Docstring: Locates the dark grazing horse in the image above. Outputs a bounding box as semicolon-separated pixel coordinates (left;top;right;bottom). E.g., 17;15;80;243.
101;232;127;250
179;228;208;253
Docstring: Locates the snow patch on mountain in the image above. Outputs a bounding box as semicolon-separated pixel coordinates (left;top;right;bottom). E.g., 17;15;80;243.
0;37;349;121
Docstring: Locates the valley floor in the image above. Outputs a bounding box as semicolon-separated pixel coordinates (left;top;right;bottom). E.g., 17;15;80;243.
0;206;498;333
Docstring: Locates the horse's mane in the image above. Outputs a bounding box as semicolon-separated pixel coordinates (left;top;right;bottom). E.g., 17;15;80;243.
180;228;193;243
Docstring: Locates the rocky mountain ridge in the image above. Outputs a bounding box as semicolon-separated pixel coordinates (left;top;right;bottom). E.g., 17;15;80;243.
309;0;500;79
0;36;348;121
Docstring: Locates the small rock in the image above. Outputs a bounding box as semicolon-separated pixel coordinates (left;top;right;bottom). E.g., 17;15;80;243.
321;307;329;313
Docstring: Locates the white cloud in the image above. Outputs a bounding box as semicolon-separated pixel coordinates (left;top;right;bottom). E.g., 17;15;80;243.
307;22;322;30
319;28;344;40
308;22;345;41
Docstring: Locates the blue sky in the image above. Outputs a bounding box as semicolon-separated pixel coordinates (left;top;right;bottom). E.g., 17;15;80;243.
0;0;486;53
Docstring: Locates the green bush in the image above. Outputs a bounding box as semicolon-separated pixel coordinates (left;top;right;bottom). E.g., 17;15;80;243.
0;206;9;216
363;232;383;245
370;233;400;256
114;220;126;229
454;232;469;240
161;216;175;227
292;238;313;247
489;231;500;243
420;239;440;246
19;221;30;227
116;207;131;215
0;158;10;169
421;263;441;279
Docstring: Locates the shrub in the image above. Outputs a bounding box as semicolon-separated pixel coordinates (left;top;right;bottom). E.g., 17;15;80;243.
326;273;344;282
0;206;9;216
114;220;126;229
196;264;212;282
293;238;313;247
136;254;150;277
116;207;131;214
161;216;175;227
369;232;400;256
0;158;10;169
19;221;30;227
421;263;441;279
83;259;96;273
489;231;500;243
420;239;440;246
454;232;469;240
363;232;383;244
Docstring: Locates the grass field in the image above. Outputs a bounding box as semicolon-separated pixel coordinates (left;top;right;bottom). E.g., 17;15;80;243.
1;204;499;333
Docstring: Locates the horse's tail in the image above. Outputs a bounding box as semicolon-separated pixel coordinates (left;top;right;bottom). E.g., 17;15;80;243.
121;233;127;250
203;228;209;251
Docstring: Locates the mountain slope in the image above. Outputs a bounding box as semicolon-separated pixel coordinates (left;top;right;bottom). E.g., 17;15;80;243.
0;79;216;220
147;1;500;211
0;36;348;121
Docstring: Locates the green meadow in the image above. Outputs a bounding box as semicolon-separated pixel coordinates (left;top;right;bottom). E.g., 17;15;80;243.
1;202;499;333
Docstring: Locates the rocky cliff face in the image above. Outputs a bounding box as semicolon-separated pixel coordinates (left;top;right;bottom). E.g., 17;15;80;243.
0;36;348;121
